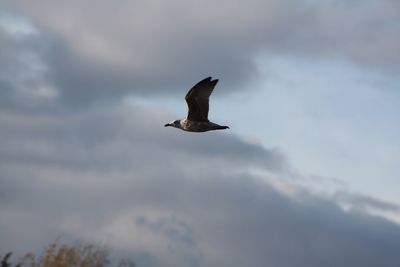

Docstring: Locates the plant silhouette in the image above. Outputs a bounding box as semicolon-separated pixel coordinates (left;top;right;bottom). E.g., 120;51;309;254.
1;241;135;267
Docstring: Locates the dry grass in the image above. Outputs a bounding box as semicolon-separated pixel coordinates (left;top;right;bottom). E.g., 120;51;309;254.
2;242;135;267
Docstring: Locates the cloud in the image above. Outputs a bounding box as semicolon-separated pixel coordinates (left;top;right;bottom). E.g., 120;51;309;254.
1;103;400;267
1;2;400;266
0;22;58;112
334;191;400;213
333;190;400;223
1;0;399;106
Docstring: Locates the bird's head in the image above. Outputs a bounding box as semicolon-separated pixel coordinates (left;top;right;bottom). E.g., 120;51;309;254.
164;120;181;128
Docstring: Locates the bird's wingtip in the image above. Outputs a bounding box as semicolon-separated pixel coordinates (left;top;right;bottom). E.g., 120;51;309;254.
202;77;218;83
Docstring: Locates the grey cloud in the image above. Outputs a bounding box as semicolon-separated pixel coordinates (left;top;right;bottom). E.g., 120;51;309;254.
0;103;284;173
1;0;399;106
1;5;259;106
0;26;58;112
1;104;400;267
1;2;400;265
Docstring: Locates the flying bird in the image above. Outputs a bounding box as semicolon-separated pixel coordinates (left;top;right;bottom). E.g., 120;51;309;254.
164;77;230;132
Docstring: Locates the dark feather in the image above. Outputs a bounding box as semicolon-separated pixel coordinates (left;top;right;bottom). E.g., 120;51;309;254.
185;77;218;121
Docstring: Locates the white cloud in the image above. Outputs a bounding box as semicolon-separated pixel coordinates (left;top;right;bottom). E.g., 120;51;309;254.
0;12;38;37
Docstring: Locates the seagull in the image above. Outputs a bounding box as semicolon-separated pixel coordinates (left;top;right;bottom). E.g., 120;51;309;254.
164;77;230;132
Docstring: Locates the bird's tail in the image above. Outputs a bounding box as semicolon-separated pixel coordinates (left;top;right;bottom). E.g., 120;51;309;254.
214;125;230;130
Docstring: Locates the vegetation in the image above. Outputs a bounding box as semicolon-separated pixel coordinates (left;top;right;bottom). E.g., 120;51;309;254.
1;241;135;267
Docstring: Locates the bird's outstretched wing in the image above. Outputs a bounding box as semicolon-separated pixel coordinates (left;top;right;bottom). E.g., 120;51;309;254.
185;77;218;122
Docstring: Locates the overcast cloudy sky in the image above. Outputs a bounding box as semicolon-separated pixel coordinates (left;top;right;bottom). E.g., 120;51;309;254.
1;0;400;266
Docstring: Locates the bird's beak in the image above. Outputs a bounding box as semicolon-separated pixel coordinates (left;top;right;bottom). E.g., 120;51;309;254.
164;123;171;127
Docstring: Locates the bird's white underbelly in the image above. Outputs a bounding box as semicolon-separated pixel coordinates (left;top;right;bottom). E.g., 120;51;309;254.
180;119;220;132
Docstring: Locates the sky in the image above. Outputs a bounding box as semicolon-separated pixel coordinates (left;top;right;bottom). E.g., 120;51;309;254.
0;0;400;266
